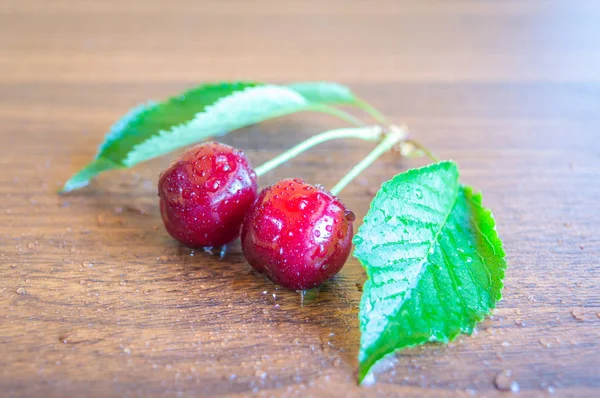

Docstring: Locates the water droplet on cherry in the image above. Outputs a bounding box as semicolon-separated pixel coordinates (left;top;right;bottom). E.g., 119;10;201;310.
205;178;221;192
241;178;354;290
158;141;258;248
345;210;356;222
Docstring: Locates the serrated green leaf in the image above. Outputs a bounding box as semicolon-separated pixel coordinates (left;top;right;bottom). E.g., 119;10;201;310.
98;82;261;164
353;161;506;382
123;85;360;166
61;82;260;192
62;81;364;193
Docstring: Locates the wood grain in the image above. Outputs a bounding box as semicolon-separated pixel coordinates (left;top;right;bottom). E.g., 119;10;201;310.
1;0;599;396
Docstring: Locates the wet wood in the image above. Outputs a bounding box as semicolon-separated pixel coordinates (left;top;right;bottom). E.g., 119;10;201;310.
1;0;599;396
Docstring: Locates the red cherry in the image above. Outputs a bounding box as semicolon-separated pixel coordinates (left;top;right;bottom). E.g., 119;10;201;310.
241;178;354;290
158;142;258;248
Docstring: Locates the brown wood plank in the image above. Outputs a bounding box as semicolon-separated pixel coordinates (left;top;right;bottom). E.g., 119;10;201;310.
1;0;599;396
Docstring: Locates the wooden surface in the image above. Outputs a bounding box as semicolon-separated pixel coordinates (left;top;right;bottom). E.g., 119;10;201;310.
1;0;599;396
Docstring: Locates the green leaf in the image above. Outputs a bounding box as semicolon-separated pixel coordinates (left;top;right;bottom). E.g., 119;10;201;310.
61;82;259;192
353;161;506;382
61;81;364;193
98;82;261;166
123;85;361;166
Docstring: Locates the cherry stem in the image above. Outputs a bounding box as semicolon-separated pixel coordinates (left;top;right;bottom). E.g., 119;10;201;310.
254;125;383;177
405;139;440;162
355;97;390;125
310;104;366;126
330;125;409;196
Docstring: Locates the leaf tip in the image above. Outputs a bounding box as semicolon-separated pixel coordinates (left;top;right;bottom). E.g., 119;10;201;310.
60;158;118;194
60;176;91;194
357;362;372;385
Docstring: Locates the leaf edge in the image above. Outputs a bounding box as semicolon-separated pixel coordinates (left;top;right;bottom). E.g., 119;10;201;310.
354;163;508;383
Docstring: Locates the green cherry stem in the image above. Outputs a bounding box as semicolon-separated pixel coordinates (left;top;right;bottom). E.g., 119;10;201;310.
254;125;383;177
329;125;409;196
310;104;366;126
405;138;440;162
355;98;390;125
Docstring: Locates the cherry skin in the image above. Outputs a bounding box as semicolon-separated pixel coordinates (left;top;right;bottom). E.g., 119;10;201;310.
241;178;355;290
158;142;258;248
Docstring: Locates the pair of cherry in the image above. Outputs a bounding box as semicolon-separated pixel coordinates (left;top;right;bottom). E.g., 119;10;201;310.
158;142;354;291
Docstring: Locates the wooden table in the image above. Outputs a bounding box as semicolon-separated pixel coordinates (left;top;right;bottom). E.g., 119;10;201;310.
1;1;599;396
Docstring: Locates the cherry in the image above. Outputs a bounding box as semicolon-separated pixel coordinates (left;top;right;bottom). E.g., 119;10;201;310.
241;178;355;290
158;142;258;248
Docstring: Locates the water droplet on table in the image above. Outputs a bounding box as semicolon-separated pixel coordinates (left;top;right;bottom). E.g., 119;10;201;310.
495;370;519;392
539;337;555;348
571;308;585;321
